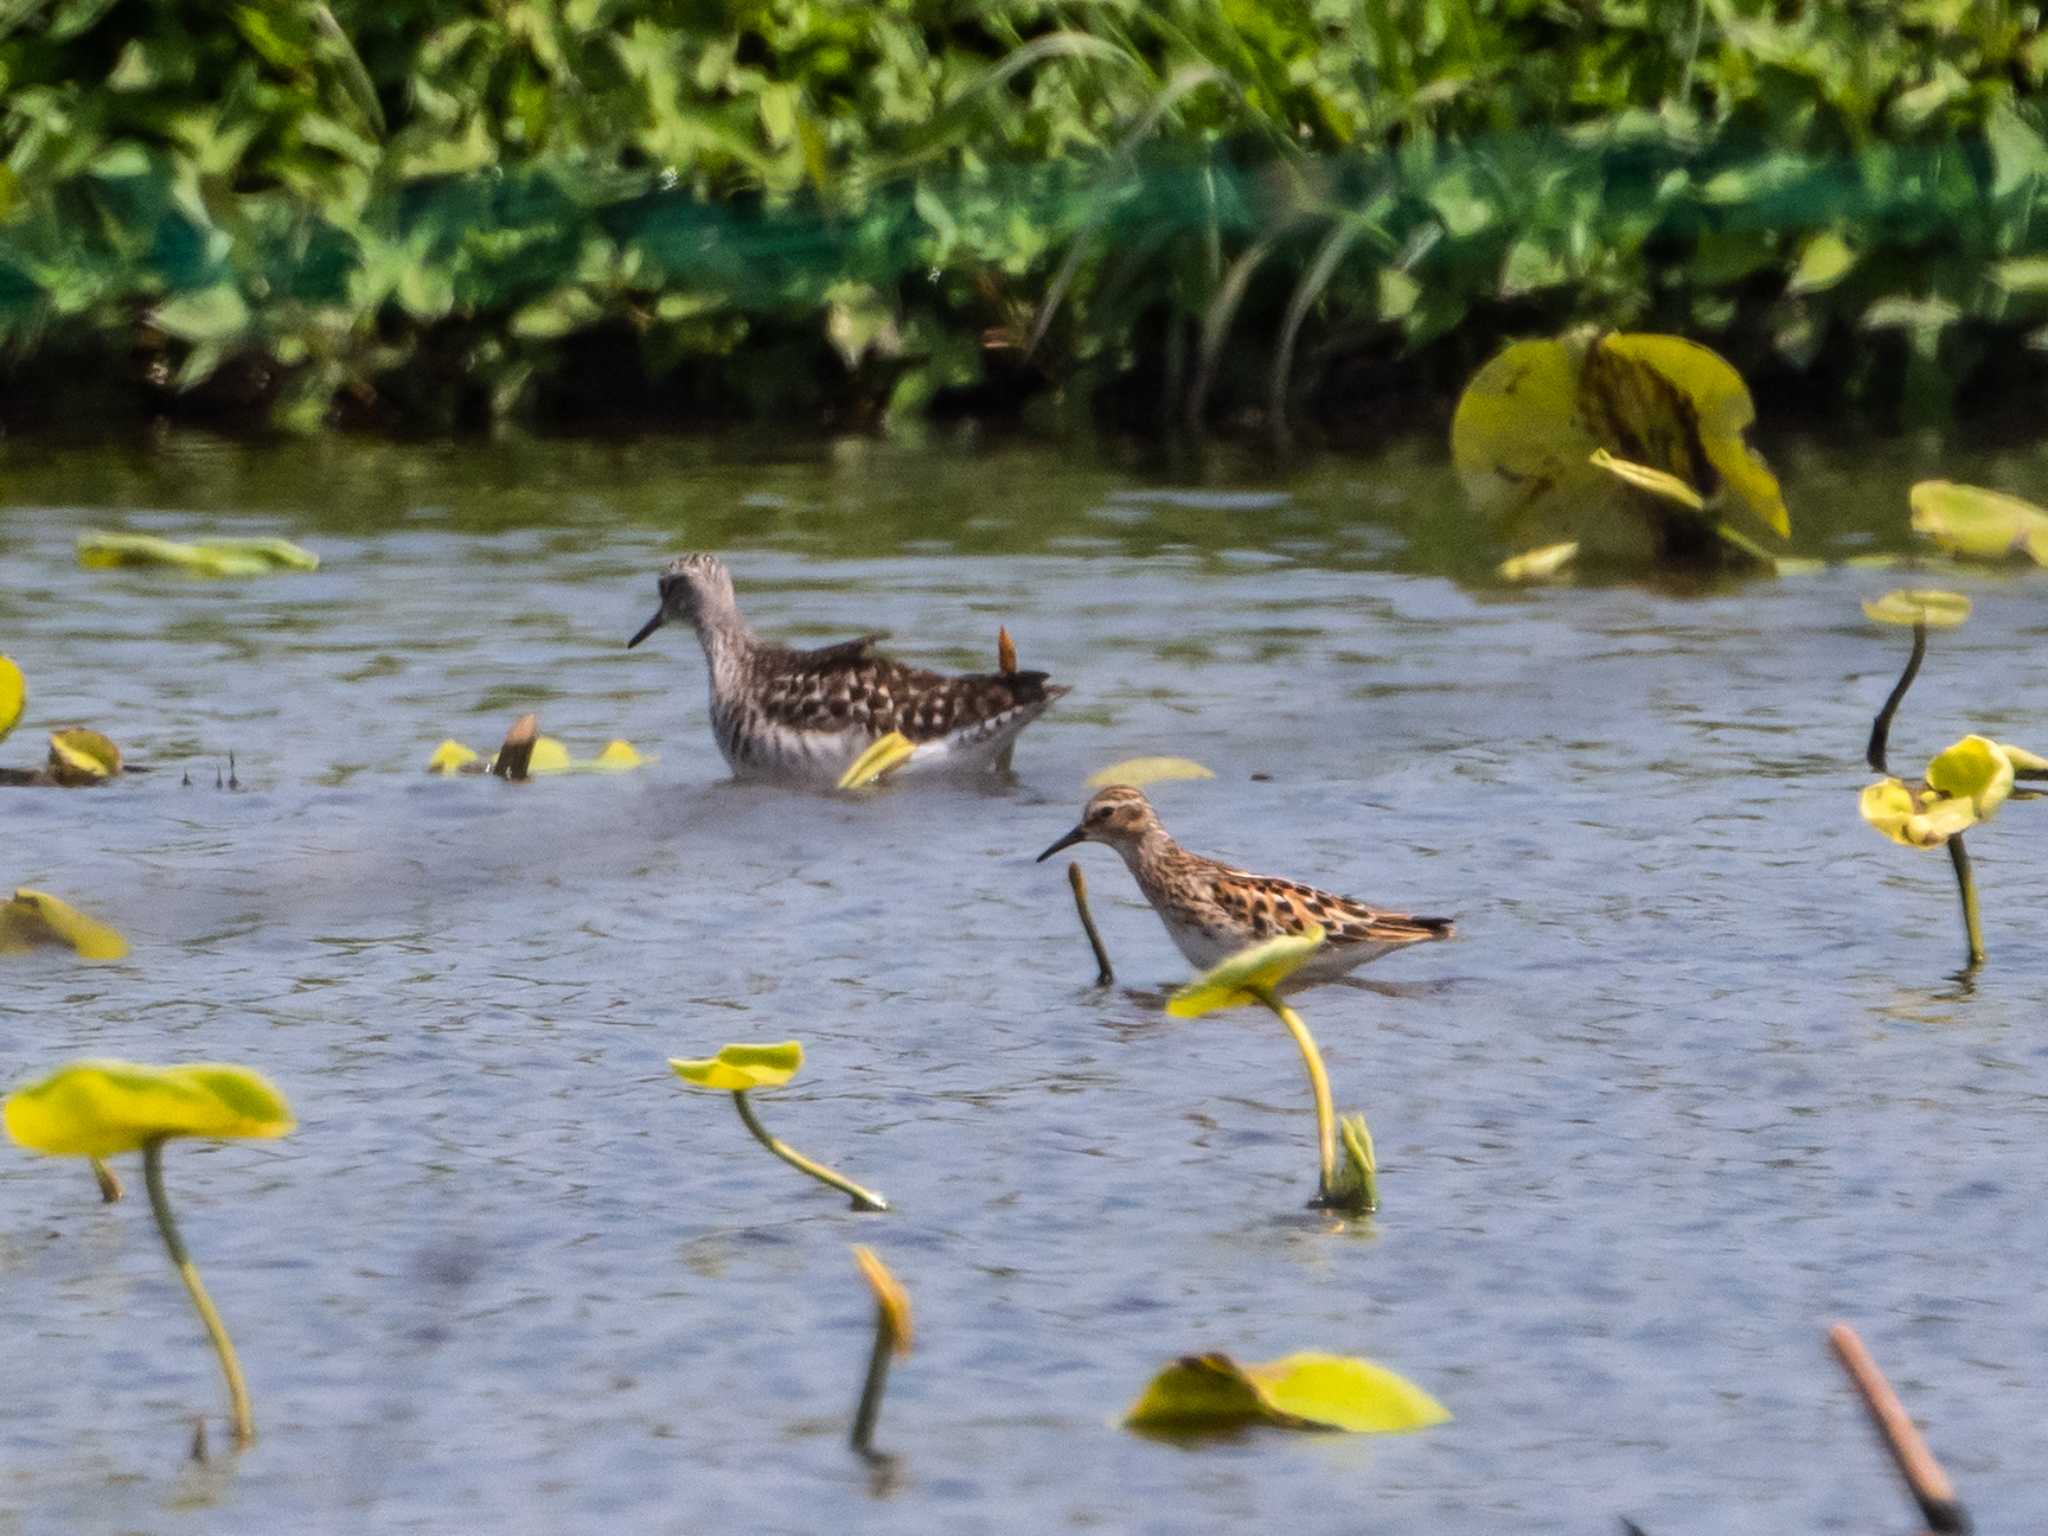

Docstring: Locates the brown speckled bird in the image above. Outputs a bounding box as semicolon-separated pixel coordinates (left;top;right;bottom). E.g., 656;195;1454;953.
628;554;1067;784
1038;784;1453;980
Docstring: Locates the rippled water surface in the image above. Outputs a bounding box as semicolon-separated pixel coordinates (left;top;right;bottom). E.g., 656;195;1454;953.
4;430;2048;1535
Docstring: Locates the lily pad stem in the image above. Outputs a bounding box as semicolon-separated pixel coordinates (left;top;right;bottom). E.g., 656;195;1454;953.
731;1091;889;1212
1067;862;1115;986
143;1138;254;1447
1947;834;1985;970
90;1156;123;1202
850;1307;894;1457
1867;621;1926;774
1252;984;1337;1205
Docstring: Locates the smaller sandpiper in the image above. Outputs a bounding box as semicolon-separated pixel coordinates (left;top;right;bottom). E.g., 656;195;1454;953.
628;553;1068;786
1038;784;1454;981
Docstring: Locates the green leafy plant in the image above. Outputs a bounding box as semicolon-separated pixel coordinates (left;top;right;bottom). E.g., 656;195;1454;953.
4;1059;295;1446
669;1041;888;1212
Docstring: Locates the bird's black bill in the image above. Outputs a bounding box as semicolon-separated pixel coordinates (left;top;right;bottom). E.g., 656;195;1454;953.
1036;826;1087;863
626;609;665;649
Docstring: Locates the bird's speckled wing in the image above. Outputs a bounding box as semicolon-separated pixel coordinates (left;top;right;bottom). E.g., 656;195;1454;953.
754;637;1065;742
1207;865;1454;948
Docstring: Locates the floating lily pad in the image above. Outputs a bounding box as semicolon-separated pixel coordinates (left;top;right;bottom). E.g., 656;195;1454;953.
1167;927;1326;1017
1124;1351;1449;1435
0;889;128;961
4;1059;292;1157
47;729;121;785
1085;757;1216;789
430;734;651;775
426;740;480;774
852;1244;913;1354
0;657;21;744
837;730;916;790
1862;589;1972;628
77;532;319;576
669;1041;804;1092
1497;541;1580;582
592;740;647;770
1908;481;2048;564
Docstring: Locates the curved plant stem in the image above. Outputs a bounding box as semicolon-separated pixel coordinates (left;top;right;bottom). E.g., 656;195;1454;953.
850;1311;894;1457
142;1139;254;1447
731;1092;889;1212
1867;621;1926;773
1066;862;1115;986
1253;985;1337;1204
90;1156;123;1202
1947;834;1985;969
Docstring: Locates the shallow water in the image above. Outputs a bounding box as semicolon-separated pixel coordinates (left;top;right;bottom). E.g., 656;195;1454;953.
3;429;2047;1535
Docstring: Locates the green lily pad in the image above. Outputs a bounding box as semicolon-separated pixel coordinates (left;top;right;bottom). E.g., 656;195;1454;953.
1167;927;1326;1018
1125;1351;1449;1435
1926;734;2014;821
77;532;319;577
0;656;22;744
1859;778;1977;849
1085;757;1216;789
47;729;121;785
5;1059;292;1157
669;1041;804;1092
1861;589;1971;628
0;889;128;961
1908;481;2048;564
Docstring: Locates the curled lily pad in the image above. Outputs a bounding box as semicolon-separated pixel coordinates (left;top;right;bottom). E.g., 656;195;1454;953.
852;1244;913;1355
669;1040;804;1092
47;729;121;785
1497;541;1579;581
0;889;128;961
1862;589;1971;628
4;1060;292;1157
77;532;318;576
593;740;648;770
1167;927;1326;1017
837;730;916;790
1908;481;2048;564
0;656;21;744
526;737;573;775
1086;757;1216;789
1124;1351;1449;1435
1329;1112;1378;1214
426;740;480;774
1859;779;1977;849
1926;735;2015;821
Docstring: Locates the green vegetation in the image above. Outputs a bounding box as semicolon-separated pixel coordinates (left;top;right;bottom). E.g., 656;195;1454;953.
3;2;2045;436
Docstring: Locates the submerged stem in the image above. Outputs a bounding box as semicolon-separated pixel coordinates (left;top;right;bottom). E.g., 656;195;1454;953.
1867;622;1927;774
731;1092;889;1212
1253;985;1337;1204
1947;834;1985;970
850;1311;894;1457
90;1156;123;1203
142;1139;253;1447
1066;862;1115;986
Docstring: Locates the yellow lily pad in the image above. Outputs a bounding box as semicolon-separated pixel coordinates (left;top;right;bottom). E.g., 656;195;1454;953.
1496;541;1579;581
592;740;648;771
852;1244;913;1355
1861;589;1972;628
4;1059;292;1158
1452;331;1787;559
837;730;916;790
1085;757;1216;789
1859;778;1977;849
1926;735;2014;821
669;1040;804;1092
1125;1351;1449;1435
0;889;128;961
1998;742;2048;772
0;656;22;745
77;532;318;576
1167;927;1326;1018
47;729;121;785
426;740;481;774
524;737;573;775
1588;449;1706;511
1908;481;2048;564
